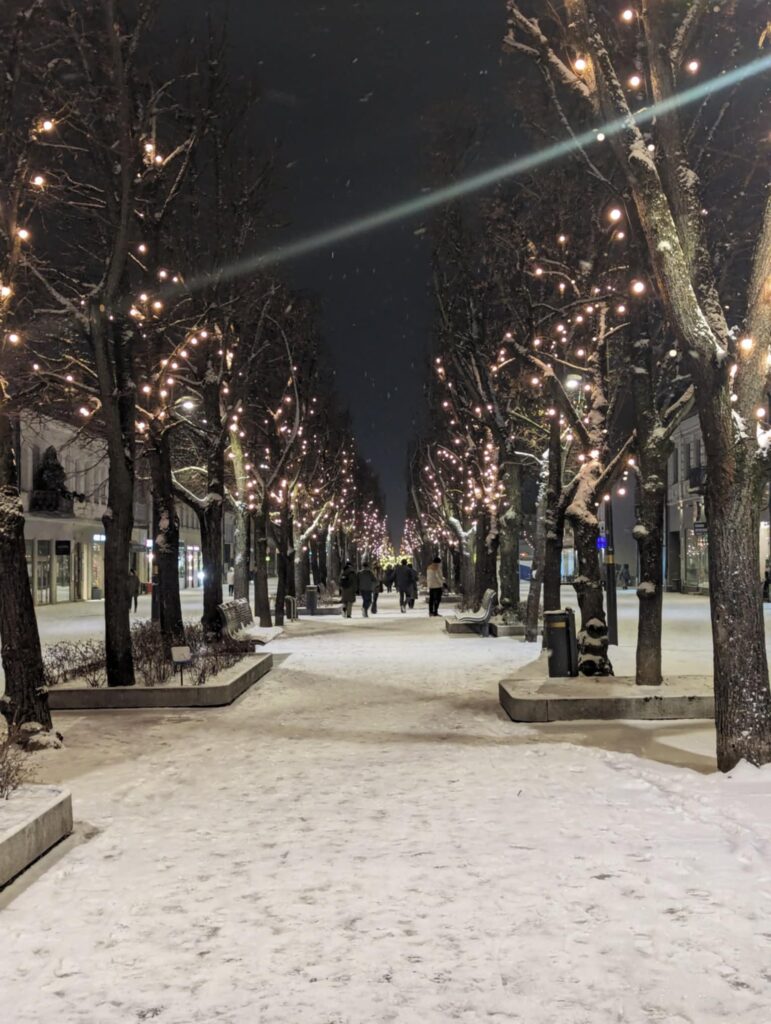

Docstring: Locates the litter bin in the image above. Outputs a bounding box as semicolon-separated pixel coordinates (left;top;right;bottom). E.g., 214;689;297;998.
543;608;578;677
305;585;319;615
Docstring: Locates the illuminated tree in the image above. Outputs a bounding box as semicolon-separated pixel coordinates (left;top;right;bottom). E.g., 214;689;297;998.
3;1;199;685
504;0;771;766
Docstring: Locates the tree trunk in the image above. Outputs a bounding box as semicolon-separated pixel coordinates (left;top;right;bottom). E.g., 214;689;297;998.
634;473;665;686
525;478;546;643
543;418;564;614
148;423;184;656
570;514;612;676
232;502;249;601
91;311;135;687
473;504;498;610
329;527;342;595
700;399;771;771
567;461;612;677
294;520;310;600
275;526;288;626
498;457;521;622
0;415;52;731
198;500;223;638
253;505;272;627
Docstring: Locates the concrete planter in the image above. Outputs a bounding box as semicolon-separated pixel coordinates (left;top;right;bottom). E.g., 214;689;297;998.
499;670;714;723
298;606;342;617
0;785;73;888
490;622;529;638
48;653;272;711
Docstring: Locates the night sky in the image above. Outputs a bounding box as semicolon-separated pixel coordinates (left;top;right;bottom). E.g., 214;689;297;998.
177;1;515;538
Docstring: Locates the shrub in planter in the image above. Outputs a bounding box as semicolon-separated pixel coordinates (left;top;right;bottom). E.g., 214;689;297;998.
0;726;30;799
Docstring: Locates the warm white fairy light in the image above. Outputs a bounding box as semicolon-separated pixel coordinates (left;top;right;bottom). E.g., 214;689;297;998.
739;336;753;352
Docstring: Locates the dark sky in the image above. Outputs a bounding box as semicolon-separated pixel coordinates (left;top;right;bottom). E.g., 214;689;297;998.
178;1;514;539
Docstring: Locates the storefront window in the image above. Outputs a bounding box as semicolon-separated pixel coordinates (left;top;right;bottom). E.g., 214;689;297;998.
56;547;71;602
91;535;105;599
36;540;51;605
685;529;709;590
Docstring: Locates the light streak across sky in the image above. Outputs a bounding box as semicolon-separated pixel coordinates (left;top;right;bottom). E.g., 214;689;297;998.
180;53;771;294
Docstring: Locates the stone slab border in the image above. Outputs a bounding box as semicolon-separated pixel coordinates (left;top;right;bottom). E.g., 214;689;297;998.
0;786;73;889
48;653;272;710
299;607;342;617
499;671;714;723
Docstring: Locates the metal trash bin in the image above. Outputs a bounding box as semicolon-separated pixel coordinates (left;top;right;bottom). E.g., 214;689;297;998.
543;608;578;677
305;585;319;615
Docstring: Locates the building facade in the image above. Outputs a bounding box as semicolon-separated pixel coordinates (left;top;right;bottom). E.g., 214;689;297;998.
18;415;228;606
666;413;768;593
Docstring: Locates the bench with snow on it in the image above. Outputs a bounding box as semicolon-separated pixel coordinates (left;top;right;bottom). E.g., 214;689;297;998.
444;589;497;637
219;599;284;646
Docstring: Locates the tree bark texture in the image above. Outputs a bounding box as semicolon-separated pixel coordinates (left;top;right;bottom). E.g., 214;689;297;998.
0;415;52;731
700;398;771;771
498;457;522;621
253;505;272;627
473;504;498;610
543;418;564;614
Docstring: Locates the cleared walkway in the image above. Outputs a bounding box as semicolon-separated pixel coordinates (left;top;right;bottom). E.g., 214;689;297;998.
2;593;770;1022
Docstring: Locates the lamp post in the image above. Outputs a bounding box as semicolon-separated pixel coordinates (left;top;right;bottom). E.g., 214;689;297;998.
605;496;618;645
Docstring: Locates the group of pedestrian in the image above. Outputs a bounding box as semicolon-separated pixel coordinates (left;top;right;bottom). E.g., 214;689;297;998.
339;560;382;618
338;556;447;618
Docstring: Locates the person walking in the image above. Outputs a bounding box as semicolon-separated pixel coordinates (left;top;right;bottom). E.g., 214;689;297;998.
339;561;357;618
426;557;445;617
394;559;417;612
357;562;378;618
129;568;140;613
370;561;383;614
384;564;396;593
227;565;235;596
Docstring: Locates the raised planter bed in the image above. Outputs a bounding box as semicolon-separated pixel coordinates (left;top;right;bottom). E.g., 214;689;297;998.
0;785;73;888
490;622;530;638
48;653;272;711
499;668;714;723
298;606;342;617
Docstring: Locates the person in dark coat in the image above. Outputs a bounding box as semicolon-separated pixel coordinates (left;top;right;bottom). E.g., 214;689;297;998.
339;561;357;618
357;562;378;618
384;564;396;593
394;559;417;612
129;568;141;612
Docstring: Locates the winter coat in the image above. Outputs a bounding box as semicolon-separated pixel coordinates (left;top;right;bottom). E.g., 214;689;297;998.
427;564;444;589
129;573;141;597
357;567;378;593
339;569;357;603
394;564;417;597
384;567;396;585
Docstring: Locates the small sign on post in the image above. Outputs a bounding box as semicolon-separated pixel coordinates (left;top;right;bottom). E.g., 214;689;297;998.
171;645;193;686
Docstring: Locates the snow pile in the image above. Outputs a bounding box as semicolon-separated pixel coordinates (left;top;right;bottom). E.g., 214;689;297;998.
1;595;770;1022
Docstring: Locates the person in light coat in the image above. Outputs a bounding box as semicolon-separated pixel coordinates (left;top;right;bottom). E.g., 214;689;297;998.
426;557;445;616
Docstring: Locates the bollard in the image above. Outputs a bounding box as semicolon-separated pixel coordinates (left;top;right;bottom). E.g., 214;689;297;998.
544;608;578;677
305;585;319;615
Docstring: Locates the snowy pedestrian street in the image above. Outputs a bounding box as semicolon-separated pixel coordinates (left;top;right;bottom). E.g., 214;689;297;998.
4;593;771;1023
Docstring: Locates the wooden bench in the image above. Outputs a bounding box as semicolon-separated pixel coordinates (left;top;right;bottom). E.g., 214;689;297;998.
218;599;284;646
445;589;497;637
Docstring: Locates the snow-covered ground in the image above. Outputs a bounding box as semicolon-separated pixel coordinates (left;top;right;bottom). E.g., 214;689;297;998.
2;592;771;1022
